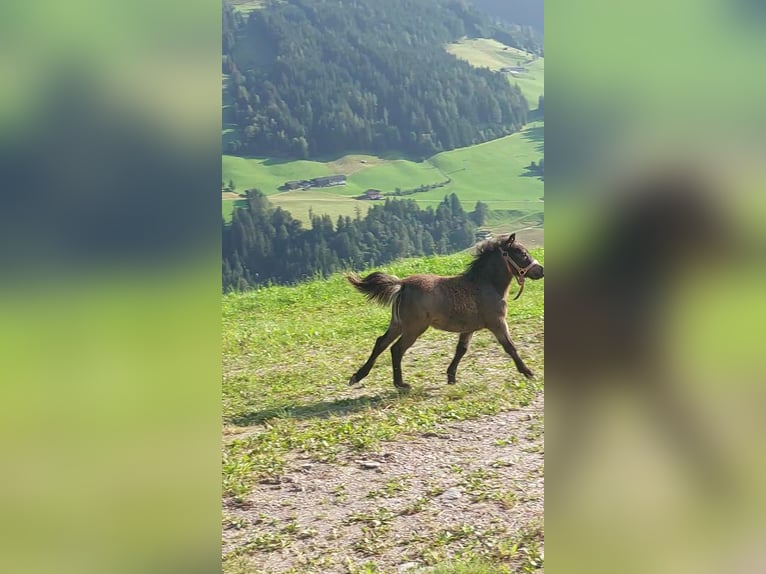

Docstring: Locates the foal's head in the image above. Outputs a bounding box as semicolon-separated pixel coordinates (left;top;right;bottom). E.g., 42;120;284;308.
471;233;544;287
497;233;544;280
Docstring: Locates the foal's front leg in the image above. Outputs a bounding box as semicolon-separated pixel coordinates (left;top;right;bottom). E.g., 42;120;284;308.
489;322;534;379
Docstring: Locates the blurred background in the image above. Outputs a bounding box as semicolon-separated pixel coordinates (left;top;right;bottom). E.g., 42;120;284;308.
2;0;765;572
0;1;221;573
546;0;766;572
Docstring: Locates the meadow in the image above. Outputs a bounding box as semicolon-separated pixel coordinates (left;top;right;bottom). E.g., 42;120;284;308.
444;38;544;108
222;249;544;573
222;32;544;228
228;0;272;15
222;121;543;225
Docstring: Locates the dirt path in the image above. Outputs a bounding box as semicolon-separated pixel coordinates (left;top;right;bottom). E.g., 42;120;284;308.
223;396;544;573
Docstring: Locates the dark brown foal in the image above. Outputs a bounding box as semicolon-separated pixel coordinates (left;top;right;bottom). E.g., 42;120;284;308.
347;233;543;390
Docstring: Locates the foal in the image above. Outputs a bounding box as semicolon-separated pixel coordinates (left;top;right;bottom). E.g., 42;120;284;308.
347;233;544;390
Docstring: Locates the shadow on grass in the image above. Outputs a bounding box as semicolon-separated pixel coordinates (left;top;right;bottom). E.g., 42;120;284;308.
522;125;544;153
228;391;406;426
520;165;544;181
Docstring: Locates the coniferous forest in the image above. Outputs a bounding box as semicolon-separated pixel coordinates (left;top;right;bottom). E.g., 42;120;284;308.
223;0;539;158
222;190;484;290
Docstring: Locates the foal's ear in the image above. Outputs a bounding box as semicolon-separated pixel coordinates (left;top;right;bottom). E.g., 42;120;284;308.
507;233;516;244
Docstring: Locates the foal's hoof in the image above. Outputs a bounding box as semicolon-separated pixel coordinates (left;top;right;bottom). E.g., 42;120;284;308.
394;383;411;394
348;374;359;386
447;376;457;385
521;369;535;380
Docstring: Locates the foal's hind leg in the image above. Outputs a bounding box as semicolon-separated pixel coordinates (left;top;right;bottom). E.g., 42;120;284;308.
489;321;534;379
390;326;428;390
447;332;474;384
348;321;402;385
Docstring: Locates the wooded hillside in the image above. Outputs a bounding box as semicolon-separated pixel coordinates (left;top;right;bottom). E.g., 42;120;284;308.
223;0;539;158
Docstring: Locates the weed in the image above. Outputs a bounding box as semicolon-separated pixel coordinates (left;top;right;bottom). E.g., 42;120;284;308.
366;476;410;498
460;468;500;502
400;496;430;515
492;435;518;446
347;507;396;530
242;531;288;553
353;526;391;557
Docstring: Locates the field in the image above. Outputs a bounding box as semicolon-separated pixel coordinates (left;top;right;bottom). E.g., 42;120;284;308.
426;122;543;208
222;121;544;226
444;39;544;108
267;190;373;223
222;32;544;229
228;0;270;15
222;250;544;573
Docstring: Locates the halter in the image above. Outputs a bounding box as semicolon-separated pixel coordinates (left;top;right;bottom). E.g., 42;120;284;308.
501;248;540;300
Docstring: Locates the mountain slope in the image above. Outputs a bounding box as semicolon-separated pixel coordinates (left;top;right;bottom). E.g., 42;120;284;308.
223;0;532;158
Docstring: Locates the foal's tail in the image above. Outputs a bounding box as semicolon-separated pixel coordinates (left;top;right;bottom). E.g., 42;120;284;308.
346;272;402;307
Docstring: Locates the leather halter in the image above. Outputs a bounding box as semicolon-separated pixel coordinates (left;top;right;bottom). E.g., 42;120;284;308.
501;249;540;300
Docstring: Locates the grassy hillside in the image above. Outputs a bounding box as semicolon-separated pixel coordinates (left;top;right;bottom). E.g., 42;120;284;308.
228;0;269;15
223;249;544;572
222;121;543;224
267;190;373;223
427;120;543;207
222;32;543;228
445;38;544;108
223;250;543;481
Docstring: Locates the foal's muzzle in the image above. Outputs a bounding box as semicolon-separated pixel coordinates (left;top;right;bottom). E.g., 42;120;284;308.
527;264;544;280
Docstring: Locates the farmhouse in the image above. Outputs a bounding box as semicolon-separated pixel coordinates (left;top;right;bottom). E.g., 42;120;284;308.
475;229;493;242
310;174;347;187
282;180;311;191
363;189;383;200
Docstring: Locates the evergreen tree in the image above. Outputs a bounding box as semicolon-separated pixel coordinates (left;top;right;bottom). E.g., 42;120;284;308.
223;0;531;159
222;190;477;290
472;201;490;226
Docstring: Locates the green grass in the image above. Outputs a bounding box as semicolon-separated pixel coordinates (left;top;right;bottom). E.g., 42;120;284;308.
222;251;544;573
445;38;544;107
222;198;246;222
426;121;544;208
222;250;544;500
221;154;448;200
222;33;543;229
229;0;269;14
222;121;543;224
346;158;448;197
221;155;337;194
266;190;372;223
425;556;511;573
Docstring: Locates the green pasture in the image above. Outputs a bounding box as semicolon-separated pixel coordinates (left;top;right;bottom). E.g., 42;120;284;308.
222;249;544;489
423;121;544;207
222;249;544;571
267;190;373;223
445;38;544;108
222;121;543;224
221;155;335;195
222;198;246;222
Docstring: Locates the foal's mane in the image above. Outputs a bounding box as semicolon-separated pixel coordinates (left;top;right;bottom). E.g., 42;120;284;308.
464;236;506;276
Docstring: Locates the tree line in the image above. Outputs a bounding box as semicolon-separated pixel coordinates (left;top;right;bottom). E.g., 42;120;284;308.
223;0;535;159
222;190;487;291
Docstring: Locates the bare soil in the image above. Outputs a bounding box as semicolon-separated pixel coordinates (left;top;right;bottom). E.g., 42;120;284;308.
223;396;544;573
